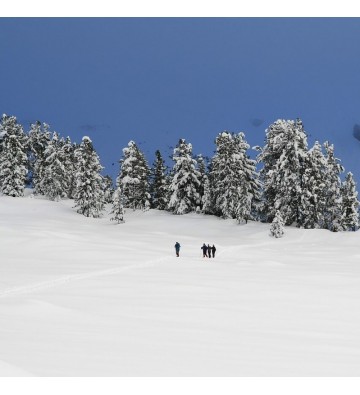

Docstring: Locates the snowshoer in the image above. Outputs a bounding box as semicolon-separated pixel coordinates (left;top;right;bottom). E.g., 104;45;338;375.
211;244;216;258
201;243;208;258
207;244;212;258
175;242;181;257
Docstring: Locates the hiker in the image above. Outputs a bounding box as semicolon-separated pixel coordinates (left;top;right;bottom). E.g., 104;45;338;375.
175;242;180;257
207;244;212;258
211;244;216;258
201;243;208;258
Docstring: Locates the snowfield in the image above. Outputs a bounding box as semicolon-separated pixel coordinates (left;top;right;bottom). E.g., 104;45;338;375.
1;191;360;377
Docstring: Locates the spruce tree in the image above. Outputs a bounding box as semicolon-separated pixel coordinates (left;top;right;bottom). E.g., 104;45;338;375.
150;149;168;210
39;132;69;201
299;141;327;229
27;121;51;192
210;132;238;218
74;136;105;218
341;172;359;231
110;186;125;224
201;173;212;214
258;119;308;225
117;141;151;211
323;142;344;232
167;138;201;215
68;141;79;199
270;210;285;238
62;136;76;199
103;175;115;204
196;154;210;213
0;115;28;196
210;131;259;222
0;135;28;196
234;133;261;223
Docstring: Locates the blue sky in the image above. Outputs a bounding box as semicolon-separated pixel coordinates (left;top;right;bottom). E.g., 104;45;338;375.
1;18;360;183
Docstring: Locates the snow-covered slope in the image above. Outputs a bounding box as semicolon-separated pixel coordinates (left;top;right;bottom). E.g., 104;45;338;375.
0;192;360;376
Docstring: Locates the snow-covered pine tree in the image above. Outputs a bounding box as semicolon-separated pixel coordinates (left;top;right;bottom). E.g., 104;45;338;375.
299;141;327;229
0;135;28;197
196;154;209;213
210;131;259;222
0;115;28;196
68;141;80;199
38;132;69;201
62;136;76;199
0;114;28;150
103;175;115;204
323;141;344;232
27;121;51;191
210;132;239;218
341;172;359;231
233;133;261;224
110;186;125;224
167;138;201;215
257;119;308;225
270;210;285;238
74;136;105;218
201;171;212;214
150;149;168;210
117;141;151;211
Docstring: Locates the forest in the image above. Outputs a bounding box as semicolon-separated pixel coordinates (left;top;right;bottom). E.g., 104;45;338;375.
0;114;358;233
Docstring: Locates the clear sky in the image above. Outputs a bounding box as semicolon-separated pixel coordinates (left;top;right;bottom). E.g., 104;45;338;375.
1;18;360;183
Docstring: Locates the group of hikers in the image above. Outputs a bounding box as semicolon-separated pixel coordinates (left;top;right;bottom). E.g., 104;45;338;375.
201;243;216;258
174;242;216;258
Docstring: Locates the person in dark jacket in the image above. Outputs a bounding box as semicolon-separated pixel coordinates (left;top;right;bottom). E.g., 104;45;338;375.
207;244;212;258
175;242;180;257
201;243;208;258
211;244;216;258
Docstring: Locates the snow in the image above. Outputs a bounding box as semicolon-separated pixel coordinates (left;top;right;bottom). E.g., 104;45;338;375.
1;191;360;377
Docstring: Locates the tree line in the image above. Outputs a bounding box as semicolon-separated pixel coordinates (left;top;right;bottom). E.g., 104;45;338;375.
0;114;358;232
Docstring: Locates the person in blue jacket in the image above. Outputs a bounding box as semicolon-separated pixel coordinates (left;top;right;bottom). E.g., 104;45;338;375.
174;242;181;257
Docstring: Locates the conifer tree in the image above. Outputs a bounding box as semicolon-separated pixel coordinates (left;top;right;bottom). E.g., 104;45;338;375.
234;133;261;223
323;141;344;232
150;149;168;210
201;174;212;214
62;136;76;199
270;210;285;238
258;119;308;225
103;175;115;204
210;132;239;218
68;141;79;199
117;141;151;211
196;154;210;213
341;172;359;231
168;138;201;215
299;141;327;228
27;121;51;191
110;186;125;224
0;114;28;196
210;132;259;222
0;114;27;148
39;132;69;201
74;136;105;218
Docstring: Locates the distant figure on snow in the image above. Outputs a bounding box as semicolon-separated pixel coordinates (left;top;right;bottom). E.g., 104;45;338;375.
201;243;208;258
207;244;212;258
211;244;216;258
175;242;181;257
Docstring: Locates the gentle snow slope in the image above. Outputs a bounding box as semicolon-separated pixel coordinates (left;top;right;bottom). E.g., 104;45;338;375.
0;193;360;376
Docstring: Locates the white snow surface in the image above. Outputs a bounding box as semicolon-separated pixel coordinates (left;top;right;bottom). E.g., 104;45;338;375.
1;191;360;377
